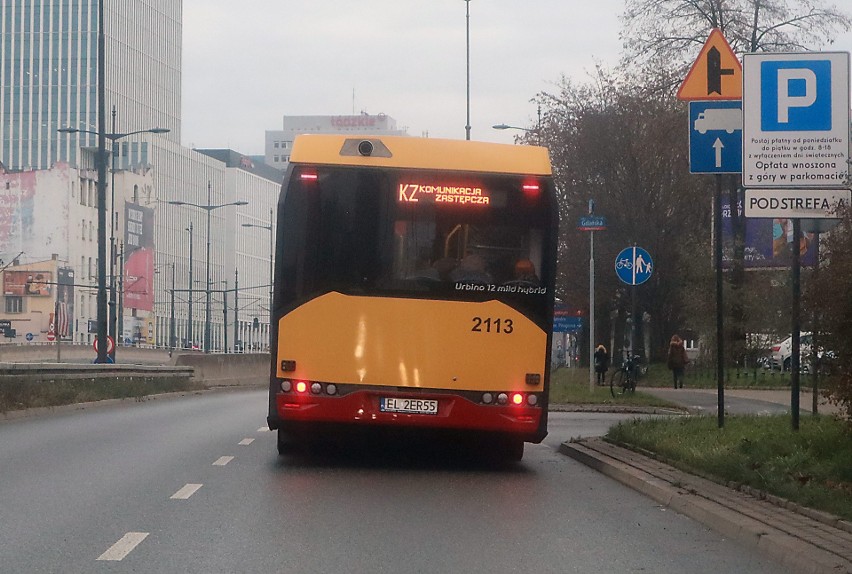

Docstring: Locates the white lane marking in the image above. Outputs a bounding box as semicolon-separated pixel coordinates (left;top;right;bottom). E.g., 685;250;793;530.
170;483;203;500
213;456;234;466
239;438;255;445
97;532;149;561
257;427;270;432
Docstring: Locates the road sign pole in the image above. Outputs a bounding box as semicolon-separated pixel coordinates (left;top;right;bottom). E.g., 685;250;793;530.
714;175;725;428
589;229;595;393
791;218;801;430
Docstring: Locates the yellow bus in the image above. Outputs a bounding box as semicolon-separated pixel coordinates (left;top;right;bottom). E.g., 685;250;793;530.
267;134;557;460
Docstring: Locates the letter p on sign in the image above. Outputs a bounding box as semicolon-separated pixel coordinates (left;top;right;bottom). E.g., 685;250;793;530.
777;68;817;123
761;60;832;131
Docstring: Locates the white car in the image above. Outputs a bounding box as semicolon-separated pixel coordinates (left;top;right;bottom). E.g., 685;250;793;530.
769;333;833;372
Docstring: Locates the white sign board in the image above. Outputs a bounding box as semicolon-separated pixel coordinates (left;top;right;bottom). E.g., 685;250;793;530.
742;52;850;188
744;188;851;218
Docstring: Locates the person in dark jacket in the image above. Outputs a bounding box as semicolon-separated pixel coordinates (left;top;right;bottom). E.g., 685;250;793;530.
593;344;609;385
667;334;689;389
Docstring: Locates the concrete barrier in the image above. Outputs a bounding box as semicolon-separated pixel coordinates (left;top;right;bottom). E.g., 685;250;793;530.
173;353;270;387
0;344;270;388
0;343;172;365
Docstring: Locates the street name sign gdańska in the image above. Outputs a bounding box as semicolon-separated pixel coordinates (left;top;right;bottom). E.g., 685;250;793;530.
742;52;850;189
578;215;606;231
615;246;653;286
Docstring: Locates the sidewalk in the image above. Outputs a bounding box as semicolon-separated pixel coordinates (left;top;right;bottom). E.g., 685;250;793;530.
561;437;852;574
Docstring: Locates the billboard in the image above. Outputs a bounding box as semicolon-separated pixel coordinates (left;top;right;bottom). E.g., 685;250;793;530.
3;270;53;296
56;267;75;339
124;202;155;311
721;198;817;269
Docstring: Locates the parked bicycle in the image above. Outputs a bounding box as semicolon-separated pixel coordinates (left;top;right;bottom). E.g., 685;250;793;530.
610;354;644;397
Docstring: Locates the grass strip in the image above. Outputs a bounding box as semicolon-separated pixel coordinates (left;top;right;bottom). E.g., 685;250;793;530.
606;414;852;522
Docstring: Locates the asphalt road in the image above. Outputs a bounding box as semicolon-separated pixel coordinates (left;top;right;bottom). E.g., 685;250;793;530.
0;390;793;573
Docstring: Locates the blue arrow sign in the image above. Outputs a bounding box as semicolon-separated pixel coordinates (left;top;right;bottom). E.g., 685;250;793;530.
689;100;742;173
615;246;653;285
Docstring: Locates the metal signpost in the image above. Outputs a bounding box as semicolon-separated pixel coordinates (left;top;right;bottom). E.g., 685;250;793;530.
742;51;850;430
578;205;606;392
679;28;742;429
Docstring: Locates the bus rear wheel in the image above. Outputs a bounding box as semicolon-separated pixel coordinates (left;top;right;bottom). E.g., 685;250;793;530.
498;437;524;461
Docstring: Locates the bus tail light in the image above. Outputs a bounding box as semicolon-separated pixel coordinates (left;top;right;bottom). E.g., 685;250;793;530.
280;380;292;392
481;391;539;407
295;381;308;393
522;181;541;200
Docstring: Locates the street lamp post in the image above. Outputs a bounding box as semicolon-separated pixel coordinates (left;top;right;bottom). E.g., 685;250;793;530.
168;183;247;353
186;222;193;348
492;107;543;141
170;263;176;350
464;0;471;141
59;116;168;361
241;207;274;350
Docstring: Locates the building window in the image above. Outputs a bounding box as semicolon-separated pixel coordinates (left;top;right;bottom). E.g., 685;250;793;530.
273;141;279;148
5;296;23;313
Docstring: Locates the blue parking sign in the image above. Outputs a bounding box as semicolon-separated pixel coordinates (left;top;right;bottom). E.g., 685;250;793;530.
760;60;832;132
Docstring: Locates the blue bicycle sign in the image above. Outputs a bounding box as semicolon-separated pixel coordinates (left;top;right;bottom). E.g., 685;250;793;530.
615;246;653;285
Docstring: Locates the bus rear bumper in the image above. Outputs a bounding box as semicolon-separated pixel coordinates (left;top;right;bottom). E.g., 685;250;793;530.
269;389;544;441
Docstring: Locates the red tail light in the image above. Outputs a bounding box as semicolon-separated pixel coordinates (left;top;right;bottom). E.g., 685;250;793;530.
300;172;318;181
511;393;524;405
522;182;540;200
295;381;308;393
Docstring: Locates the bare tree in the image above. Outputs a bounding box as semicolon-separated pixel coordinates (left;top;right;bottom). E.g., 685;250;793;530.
534;69;714;360
622;0;851;85
620;0;850;364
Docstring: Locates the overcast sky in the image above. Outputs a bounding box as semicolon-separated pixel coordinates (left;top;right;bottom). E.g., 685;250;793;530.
180;1;852;156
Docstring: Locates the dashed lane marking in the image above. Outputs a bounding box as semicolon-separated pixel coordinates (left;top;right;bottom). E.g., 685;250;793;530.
213;456;234;466
97;532;149;561
170;483;203;500
239;438;255;445
257;427;270;432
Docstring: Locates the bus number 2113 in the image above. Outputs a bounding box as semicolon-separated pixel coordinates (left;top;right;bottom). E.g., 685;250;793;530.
471;317;514;334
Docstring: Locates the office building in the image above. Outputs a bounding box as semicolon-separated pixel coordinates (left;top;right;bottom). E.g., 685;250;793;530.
0;0;181;171
265;113;408;169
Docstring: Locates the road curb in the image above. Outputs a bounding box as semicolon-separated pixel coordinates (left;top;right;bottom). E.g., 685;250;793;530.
560;438;852;574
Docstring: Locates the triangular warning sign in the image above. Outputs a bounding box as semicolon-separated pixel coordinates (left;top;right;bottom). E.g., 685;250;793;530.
677;28;742;101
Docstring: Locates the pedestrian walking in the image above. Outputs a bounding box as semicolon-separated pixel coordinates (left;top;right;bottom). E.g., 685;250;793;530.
667;334;689;389
594;344;609;385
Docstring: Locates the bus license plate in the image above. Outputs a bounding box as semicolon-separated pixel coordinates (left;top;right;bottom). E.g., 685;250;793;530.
380;397;439;415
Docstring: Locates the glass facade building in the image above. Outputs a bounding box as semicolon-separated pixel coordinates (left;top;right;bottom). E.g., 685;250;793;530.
0;0;180;171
